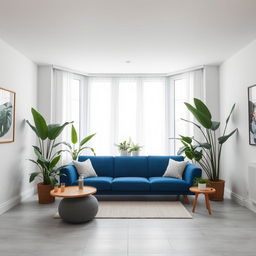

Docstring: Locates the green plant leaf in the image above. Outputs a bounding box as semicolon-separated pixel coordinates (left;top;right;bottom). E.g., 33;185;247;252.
194;98;212;119
199;142;211;149
31;108;48;140
226;103;236;124
177;146;187;155
211;121;220;131
194;150;203;161
33;146;43;159
80;133;96;147
181;118;201;130
26;120;39;136
48;122;72;140
218;128;238;144
29;172;41;182
49;155;61;169
179;135;192;144
184;103;212;129
53;141;72;150
185;149;194;160
71;125;78;144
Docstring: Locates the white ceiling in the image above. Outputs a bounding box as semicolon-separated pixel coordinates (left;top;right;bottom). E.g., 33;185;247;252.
0;0;256;73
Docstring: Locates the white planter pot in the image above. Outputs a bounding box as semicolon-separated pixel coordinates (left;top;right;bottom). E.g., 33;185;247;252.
120;150;128;156
132;151;139;156
198;183;206;190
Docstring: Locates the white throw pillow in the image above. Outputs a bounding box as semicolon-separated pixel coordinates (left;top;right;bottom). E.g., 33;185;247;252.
73;159;97;178
163;159;187;179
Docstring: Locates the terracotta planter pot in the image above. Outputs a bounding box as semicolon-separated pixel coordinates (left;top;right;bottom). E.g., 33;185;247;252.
208;179;225;201
37;183;55;204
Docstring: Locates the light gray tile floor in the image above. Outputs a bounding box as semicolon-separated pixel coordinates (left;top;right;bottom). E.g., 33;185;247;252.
0;195;256;256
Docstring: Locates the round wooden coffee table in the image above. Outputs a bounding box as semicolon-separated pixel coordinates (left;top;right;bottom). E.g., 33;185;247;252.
189;186;216;215
50;186;98;223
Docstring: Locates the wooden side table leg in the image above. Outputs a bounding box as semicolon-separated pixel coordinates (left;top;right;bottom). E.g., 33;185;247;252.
192;193;198;212
183;195;190;204
205;194;212;215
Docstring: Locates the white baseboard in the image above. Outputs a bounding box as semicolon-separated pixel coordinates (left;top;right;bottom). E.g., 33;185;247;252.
0;187;36;215
225;188;256;213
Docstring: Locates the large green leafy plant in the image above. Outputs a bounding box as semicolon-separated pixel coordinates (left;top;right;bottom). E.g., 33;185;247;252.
177;98;237;181
58;124;96;160
26;108;72;187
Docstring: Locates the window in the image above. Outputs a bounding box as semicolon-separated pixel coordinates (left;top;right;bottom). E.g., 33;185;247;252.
174;76;193;153
53;69;203;157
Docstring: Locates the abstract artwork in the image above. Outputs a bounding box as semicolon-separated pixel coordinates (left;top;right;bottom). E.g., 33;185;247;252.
0;88;16;143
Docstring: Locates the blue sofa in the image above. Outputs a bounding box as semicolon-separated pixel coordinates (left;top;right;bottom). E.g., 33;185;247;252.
60;156;201;195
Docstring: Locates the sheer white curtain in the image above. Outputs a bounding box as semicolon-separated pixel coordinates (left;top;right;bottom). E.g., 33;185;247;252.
53;69;203;157
86;77;167;155
170;69;204;154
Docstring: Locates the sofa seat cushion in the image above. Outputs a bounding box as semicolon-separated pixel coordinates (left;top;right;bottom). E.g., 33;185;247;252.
112;177;150;191
149;177;189;192
82;177;113;191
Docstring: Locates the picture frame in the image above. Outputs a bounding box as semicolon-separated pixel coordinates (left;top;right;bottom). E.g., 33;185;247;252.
248;84;256;145
0;87;16;143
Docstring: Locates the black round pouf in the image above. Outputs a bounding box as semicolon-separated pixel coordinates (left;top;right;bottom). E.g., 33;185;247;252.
58;195;98;224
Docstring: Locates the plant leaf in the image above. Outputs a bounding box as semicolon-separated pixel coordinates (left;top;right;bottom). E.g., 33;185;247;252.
199;142;211;149
226;103;236;124
177;146;187;155
185;149;194;160
29;172;41;182
49;155;61;169
53;141;72;150
181;118;202;130
71;125;78;144
33;146;43;159
179;135;192;144
211;121;220;131
48;122;72;140
194;98;212;119
80;133;96;147
31;108;48;140
26;120;39;136
184;103;212;129
218;128;238;144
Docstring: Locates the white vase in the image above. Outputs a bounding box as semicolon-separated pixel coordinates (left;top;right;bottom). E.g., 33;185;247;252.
198;183;206;190
132;151;139;156
120;150;128;156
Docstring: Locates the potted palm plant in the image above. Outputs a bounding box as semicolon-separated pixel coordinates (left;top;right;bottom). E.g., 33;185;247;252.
57;124;96;160
176;98;238;201
26;108;72;204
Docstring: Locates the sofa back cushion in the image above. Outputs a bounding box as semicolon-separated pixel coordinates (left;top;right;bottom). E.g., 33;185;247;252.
114;156;148;177
148;156;184;177
78;156;114;177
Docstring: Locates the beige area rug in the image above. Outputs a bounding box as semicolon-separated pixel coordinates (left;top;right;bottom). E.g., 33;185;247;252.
96;201;192;219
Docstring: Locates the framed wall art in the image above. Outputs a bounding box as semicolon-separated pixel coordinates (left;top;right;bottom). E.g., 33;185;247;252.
248;84;256;145
0;87;16;143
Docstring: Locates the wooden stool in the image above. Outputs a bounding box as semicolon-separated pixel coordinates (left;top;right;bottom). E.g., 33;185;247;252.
189;186;216;215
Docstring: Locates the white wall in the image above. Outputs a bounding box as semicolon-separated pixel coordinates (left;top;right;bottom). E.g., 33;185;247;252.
38;66;53;123
220;39;256;212
0;38;37;214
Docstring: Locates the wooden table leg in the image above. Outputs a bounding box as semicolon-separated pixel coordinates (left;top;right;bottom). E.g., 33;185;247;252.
205;194;212;215
192;193;198;212
183;195;190;204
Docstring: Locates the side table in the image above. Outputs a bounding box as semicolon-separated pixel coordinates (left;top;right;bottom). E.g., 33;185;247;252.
189;186;216;215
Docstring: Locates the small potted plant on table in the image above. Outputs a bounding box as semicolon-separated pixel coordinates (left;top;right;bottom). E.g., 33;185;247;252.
194;178;210;191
